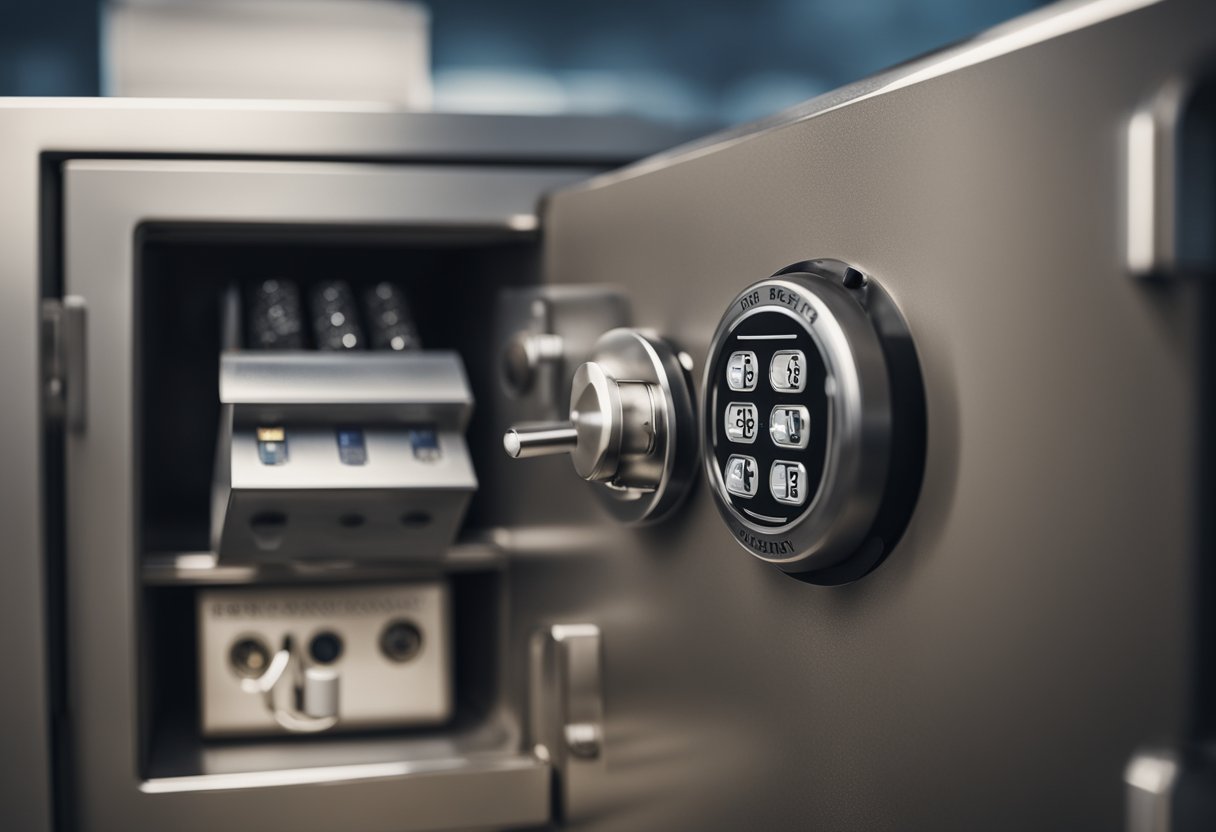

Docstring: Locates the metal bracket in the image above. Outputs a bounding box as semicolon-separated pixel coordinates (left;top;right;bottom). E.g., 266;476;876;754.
41;295;87;432
529;624;605;825
497;285;631;416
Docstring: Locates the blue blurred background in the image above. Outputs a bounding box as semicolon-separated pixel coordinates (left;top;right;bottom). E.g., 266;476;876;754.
1;0;1049;127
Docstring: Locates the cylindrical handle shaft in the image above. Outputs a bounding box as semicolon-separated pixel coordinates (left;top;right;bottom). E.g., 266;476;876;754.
504;422;579;459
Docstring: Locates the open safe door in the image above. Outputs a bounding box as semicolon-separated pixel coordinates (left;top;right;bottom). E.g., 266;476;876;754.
500;0;1216;829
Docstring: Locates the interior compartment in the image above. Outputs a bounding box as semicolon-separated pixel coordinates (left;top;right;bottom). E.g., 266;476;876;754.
134;223;536;780
140;568;509;779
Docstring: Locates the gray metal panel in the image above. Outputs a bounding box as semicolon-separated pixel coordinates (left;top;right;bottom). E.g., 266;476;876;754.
566;0;1169;193
222;352;473;416
198;582;452;736
535;0;1215;829
61;159;591;830
228;429;477;491
1;102;686;164
0;106;677;832
133;760;551;831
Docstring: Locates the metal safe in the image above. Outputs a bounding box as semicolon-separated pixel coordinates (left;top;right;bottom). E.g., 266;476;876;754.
4;0;1216;830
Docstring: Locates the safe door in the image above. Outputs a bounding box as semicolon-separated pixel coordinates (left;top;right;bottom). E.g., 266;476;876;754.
502;0;1216;829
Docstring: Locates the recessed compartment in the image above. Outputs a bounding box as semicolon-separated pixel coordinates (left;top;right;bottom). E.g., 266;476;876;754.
131;225;541;807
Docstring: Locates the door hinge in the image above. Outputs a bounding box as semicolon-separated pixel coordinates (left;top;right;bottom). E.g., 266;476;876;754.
41;296;87;432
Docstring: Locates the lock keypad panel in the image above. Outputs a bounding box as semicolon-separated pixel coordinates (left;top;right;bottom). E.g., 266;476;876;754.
710;310;830;527
703;265;925;581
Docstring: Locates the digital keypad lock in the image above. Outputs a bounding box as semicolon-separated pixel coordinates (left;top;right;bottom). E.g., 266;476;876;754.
702;260;925;584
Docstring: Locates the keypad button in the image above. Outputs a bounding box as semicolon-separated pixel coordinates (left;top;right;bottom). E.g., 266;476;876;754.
725;455;759;498
726;350;758;391
769;350;806;393
769;405;810;449
725;402;758;444
770;460;808;506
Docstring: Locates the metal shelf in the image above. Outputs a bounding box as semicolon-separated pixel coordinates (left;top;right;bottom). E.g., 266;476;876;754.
141;540;505;586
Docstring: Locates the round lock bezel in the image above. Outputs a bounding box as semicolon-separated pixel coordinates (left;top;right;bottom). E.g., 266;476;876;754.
702;262;894;574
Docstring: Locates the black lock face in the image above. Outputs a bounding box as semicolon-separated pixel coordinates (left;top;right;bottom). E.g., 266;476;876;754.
702;261;925;584
708;308;832;530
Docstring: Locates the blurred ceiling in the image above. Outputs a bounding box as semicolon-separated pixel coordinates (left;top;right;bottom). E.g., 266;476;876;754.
2;0;1049;127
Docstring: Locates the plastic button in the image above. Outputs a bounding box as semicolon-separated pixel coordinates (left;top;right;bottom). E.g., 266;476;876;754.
726;351;758;391
725;455;759;498
769;405;810;449
770;460;808;506
769;350;806;392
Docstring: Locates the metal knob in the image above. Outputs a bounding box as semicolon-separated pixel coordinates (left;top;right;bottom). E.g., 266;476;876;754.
505;361;659;488
302;666;339;719
503;328;698;524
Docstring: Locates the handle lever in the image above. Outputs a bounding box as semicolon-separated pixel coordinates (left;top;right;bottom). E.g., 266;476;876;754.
504;422;579;459
501;329;697;524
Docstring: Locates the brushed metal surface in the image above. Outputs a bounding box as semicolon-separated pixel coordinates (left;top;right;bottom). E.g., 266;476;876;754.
534;0;1216;828
221;351;473;425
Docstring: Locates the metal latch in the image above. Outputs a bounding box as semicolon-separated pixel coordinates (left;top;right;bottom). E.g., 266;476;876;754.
41;296;87;432
530;624;605;825
1125;71;1215;279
